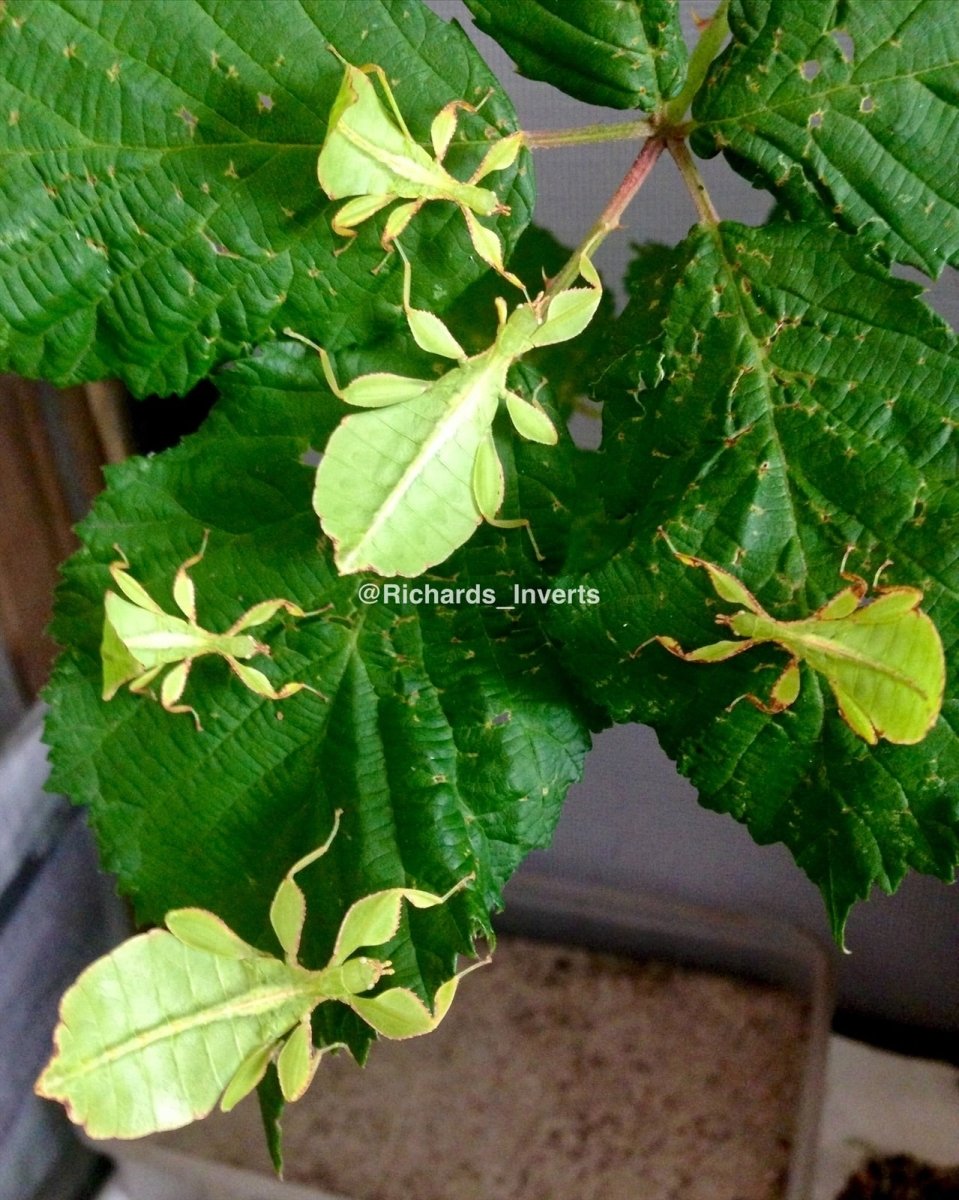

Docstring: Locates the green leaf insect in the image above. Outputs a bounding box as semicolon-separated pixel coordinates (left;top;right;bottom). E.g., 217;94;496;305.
287;250;601;577
35;811;481;1140
101;533;325;728
317;50;524;285
649;538;946;746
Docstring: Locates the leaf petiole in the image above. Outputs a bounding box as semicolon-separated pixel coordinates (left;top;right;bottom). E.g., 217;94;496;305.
544;137;666;299
668;138;720;224
522;118;655;150
662;0;731;128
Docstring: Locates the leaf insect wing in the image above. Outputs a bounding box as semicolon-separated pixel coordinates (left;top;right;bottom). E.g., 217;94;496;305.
850;586;925;623
100;609;144;699
829;681;879;745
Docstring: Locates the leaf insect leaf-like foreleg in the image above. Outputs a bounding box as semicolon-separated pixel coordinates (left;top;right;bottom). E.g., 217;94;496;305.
349;957;489;1039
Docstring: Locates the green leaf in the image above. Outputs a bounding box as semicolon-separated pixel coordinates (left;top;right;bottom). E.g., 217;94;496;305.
257;1064;285;1177
550;221;959;940
463;0;687;111
43;359;592;1060
692;0;959;276
0;0;532;395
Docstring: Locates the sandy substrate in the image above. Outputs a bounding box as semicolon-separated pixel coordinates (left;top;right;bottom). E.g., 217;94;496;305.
158;935;809;1200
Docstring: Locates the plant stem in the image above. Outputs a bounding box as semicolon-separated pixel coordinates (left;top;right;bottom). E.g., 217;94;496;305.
668;138;720;224
523;118;655;150
662;0;731;127
544;137;666;298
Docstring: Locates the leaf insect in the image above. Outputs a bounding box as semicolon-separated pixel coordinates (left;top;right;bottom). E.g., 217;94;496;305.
36;810;483;1140
286;248;602;577
101;532;325;728
317;50;524;285
648;535;945;745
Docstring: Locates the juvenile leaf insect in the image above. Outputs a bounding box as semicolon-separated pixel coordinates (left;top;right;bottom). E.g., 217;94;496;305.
101;532;325;728
287;249;602;577
36;810;483;1140
650;537;945;745
317;48;524;285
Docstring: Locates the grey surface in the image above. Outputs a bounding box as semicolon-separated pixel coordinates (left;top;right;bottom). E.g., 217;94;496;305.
0;646;24;736
427;0;959;1031
0;709;128;1200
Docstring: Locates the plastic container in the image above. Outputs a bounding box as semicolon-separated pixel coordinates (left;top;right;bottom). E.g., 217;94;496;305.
98;871;833;1200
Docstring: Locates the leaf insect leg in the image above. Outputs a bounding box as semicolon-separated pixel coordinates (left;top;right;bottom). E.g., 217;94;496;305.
471;434;543;560
171;530;211;622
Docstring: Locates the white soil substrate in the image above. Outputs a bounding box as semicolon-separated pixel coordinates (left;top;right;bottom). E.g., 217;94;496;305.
158;935;809;1200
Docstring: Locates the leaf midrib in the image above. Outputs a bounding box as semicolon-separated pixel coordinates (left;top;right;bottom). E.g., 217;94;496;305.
707;223;812;593
696;59;959;131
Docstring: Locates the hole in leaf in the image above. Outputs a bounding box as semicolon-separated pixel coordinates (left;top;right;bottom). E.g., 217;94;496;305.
257;93;274;112
299;448;321;468
832;29;855;62
176;107;198;132
809;111;824;128
208;238;237;257
860;95;875;113
491;710;511;726
800;60;821;80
